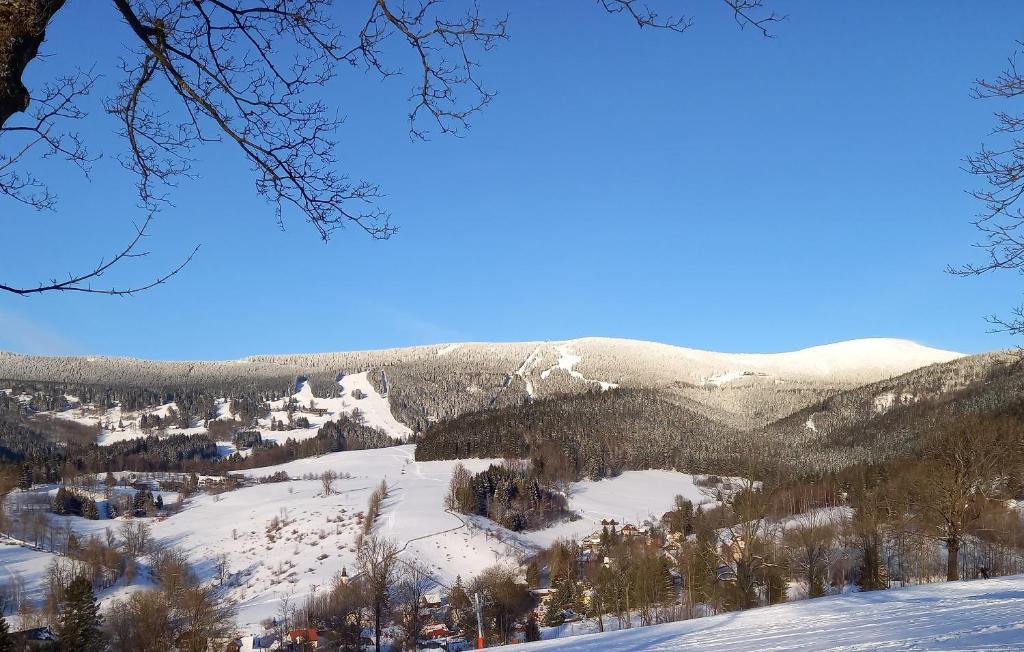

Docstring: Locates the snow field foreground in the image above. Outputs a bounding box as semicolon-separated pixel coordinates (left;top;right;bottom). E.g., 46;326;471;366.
521;575;1024;651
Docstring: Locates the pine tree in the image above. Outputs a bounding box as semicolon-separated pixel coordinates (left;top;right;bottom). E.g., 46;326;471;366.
0;614;13;652
446;575;473;629
541;595;565;627
57;576;104;652
542;577;574;627
526;561;541;588
52;486;69;515
524;615;541;642
18;464;32;490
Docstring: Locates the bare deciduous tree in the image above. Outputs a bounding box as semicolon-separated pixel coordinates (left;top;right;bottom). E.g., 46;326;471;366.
1;0;781;296
906;415;1022;581
783;510;839;598
321;469;337;496
357;535;400;652
954;44;1024;334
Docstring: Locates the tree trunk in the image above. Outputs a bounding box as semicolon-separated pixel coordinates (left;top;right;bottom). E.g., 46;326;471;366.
374;603;381;652
0;0;66;127
946;535;961;582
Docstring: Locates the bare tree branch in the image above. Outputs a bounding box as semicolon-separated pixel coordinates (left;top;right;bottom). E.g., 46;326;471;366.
0;0;782;296
952;45;1024;336
0;214;198;296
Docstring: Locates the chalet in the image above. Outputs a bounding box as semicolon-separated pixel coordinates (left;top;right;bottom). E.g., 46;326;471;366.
421;623;453;640
724;537;746;561
662;540;682;557
577;549;599;564
287;628;319;649
420;590;444;608
621;524;640;537
529;587;556;609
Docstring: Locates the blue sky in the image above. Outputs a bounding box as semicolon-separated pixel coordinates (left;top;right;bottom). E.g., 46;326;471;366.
2;1;1022;359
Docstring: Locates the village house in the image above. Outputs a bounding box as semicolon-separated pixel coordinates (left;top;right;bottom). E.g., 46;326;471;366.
529;587;557;616
421;623;454;641
286;627;319;649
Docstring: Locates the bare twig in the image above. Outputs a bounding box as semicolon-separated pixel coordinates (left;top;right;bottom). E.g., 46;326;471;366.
0;214;197;296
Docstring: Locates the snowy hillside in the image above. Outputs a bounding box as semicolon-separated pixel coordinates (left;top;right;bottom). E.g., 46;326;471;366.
521;575;1024;651
0;446;729;632
30;371;410;449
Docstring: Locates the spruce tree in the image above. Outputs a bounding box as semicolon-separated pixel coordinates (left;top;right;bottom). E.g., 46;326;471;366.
0;614;13;652
446;575;473;629
52;486;69;515
57;576;104;652
524;615;541;642
18;465;32;490
542;577;573;627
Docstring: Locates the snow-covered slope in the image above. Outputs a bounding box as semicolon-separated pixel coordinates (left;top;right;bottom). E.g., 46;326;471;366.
30;371;412;448
0;448;733;632
522;575;1024;651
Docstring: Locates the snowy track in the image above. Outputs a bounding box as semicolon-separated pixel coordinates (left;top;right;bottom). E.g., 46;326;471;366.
522;576;1024;651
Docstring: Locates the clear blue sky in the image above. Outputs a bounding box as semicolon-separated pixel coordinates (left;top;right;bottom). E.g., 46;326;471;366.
2;1;1022;359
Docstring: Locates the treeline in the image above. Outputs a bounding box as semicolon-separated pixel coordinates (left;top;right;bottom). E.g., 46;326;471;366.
445;461;572;531
0;383;399;482
2;378;287;429
417;388;748;481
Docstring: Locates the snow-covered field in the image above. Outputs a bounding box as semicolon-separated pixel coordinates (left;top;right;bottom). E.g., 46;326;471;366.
522;575;1024;651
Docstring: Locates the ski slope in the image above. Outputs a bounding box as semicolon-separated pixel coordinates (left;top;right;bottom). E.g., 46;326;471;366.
33;370;411;448
522;575;1024;651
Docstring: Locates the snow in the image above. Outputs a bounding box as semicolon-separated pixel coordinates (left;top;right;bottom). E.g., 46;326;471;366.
539;345;619;391
527;470;720;548
260;373;412;445
874;390;916;415
874;391;897;414
0;539;54;606
521;575;1024;651
701;371;745;387
34;368;414;451
133;446;513;629
516;345;545;398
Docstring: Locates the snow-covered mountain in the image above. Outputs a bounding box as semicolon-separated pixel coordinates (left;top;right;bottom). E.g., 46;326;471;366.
0;337;963;431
